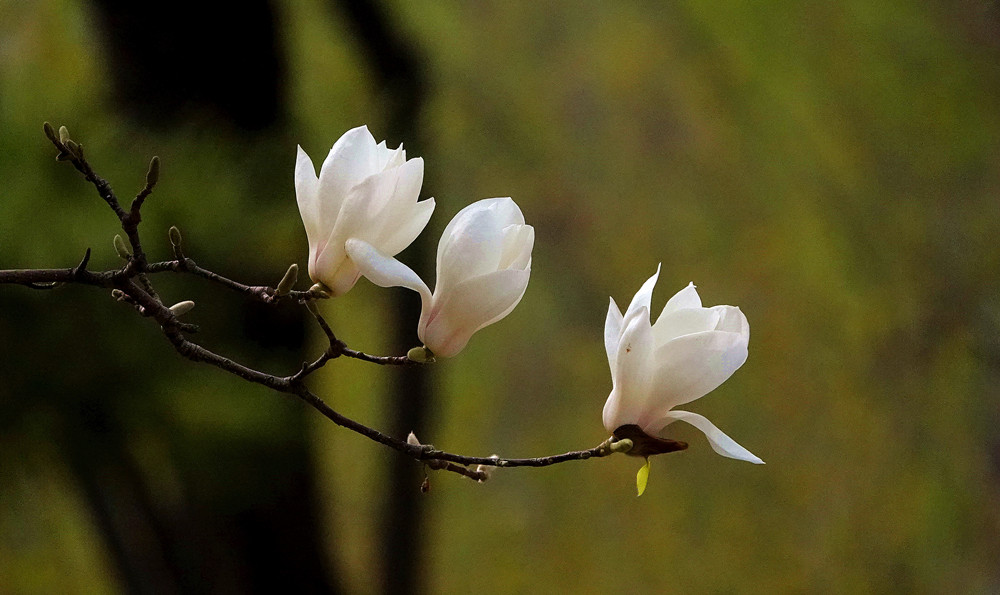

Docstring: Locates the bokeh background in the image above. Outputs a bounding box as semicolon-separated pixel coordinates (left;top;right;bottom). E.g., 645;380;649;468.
2;1;999;593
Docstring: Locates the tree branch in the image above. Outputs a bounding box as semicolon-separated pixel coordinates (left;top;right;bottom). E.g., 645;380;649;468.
0;124;642;486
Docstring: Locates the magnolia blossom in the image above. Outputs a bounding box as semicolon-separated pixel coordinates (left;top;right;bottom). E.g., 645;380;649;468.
295;125;435;296
602;266;763;464
345;197;533;358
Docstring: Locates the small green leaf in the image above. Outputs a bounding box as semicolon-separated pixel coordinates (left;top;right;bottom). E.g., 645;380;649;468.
636;458;651;496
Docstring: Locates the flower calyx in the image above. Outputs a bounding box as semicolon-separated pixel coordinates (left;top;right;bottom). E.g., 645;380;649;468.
612;424;688;458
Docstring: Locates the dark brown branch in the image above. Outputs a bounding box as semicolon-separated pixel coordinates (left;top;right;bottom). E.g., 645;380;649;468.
0;125;641;485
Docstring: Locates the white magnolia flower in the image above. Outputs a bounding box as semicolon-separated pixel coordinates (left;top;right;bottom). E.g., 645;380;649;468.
295;125;435;296
602;266;763;464
345;197;533;358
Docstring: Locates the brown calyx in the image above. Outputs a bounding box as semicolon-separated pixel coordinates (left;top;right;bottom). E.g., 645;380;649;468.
612;424;688;457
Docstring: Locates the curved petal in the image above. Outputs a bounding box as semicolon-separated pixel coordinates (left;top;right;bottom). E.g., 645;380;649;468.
604;296;624;375
294;146;321;248
650;410;763;464
435;202;508;293
649;328;749;411
312;229;347;287
365;157;426;248
602;386;626;434
329;163;407;247
474;267;531;329
345;238;431;304
607;306;655;427
317;125;378;203
658;282;702;318
437;198;524;277
374;141;405;170
714;305;750;338
419;269;529;357
311;242;359;297
652;306;721;346
377;197;436;257
624;264;661;320
498;224;534;270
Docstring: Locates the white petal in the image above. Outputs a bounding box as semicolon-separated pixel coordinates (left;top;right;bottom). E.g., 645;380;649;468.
329;161;410;248
651;410;763;464
624;264;661;320
602;386;625;434
317;125;379;207
435;201;508;292
311;230;347;287
714;305;750;339
649;329;749;411
437;198;524;269
294;146;321;248
659;282;702;318
345;238;431;304
378;197;436;256
420;268;530;358
369;157;426;243
375;141;405;170
652;307;721;345
498;224;534;270
604;297;624;376
608;306;655;427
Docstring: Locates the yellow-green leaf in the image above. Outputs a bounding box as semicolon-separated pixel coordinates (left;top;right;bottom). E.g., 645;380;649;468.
636;458;651;496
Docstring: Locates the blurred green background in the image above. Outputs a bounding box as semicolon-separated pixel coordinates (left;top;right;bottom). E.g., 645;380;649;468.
2;1;999;593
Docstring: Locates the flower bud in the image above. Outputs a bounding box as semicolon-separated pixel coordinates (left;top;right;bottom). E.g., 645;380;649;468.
168;226;182;248
58;125;70;144
113;234;131;259
406;432;421;446
295;126;434;297
43;122;57;143
64;139;83;160
347;197;533;358
169;300;196;316
275;264;299;296
146;156;160;187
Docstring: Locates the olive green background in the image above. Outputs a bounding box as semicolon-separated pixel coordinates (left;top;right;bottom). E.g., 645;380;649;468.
2;1;999;592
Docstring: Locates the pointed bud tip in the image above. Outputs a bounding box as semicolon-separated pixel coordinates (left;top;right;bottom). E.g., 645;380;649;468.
406;431;421;446
275;264;299;296
169;300;196;316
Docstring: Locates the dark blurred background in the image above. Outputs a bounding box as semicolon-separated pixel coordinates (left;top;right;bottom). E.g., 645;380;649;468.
1;1;999;593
